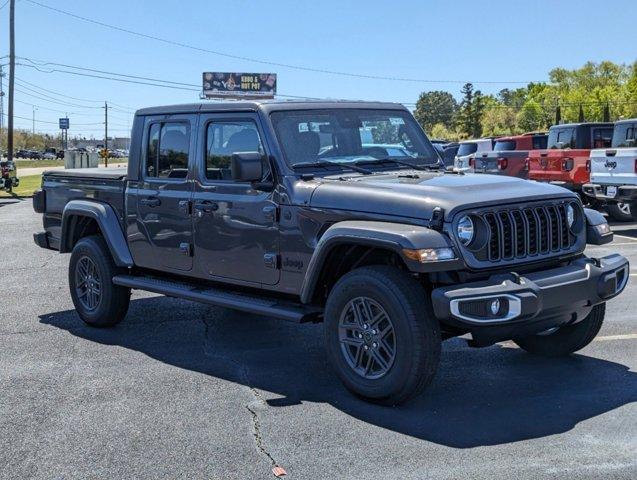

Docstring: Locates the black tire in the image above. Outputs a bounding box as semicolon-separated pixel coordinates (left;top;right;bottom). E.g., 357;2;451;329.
324;265;441;405
513;303;605;357
69;235;130;327
606;202;636;222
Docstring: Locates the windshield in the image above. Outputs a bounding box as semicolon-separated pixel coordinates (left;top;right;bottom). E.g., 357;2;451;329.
270;109;438;169
494;140;516;151
457;142;478;156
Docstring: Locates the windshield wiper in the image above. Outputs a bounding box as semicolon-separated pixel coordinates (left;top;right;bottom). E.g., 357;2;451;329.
293;160;372;174
354;158;441;171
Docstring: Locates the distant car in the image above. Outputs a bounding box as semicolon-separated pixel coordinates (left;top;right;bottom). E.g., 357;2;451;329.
454;138;495;172
42;152;57;160
472;132;548;179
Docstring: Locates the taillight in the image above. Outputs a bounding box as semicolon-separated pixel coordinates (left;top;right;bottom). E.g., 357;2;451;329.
562;158;574;171
524;158;530;171
586;160;591;172
468;157;475;167
1;166;8;175
634;159;637;173
497;157;508;170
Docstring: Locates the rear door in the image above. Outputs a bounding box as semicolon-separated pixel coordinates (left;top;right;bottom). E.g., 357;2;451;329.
192;112;279;286
128;114;196;272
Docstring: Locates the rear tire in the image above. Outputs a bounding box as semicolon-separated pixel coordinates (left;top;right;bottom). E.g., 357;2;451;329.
606;202;636;222
324;266;441;405
513;304;605;357
69;235;130;327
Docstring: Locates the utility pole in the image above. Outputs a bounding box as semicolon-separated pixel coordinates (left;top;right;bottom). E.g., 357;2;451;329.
32;105;37;134
104;101;108;167
0;64;5;133
7;0;15;162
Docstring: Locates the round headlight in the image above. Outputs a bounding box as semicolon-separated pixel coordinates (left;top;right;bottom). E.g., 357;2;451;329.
567;204;575;229
457;215;475;246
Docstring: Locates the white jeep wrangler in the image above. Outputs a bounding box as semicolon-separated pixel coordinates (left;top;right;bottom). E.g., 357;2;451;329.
583;118;637;221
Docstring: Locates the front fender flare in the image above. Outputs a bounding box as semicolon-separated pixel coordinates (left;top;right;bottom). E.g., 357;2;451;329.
299;220;461;304
60;199;134;268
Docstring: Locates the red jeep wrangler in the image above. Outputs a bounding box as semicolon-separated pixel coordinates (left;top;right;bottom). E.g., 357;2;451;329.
528;123;613;201
473;132;547;179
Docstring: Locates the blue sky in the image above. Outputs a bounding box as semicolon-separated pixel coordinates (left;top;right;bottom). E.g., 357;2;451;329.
1;0;635;138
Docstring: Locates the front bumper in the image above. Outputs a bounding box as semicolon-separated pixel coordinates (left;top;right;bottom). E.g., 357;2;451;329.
432;254;629;346
582;183;637;203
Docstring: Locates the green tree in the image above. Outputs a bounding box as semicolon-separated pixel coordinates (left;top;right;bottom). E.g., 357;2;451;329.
413;91;458;133
457;83;474;138
517;99;545;132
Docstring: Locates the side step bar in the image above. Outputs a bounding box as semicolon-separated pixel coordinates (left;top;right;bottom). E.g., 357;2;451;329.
112;275;322;323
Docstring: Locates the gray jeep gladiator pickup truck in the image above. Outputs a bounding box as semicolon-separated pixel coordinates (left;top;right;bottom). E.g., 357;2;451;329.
33;100;629;405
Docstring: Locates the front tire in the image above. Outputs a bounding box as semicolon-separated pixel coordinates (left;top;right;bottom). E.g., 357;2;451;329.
513;304;605;357
69;235;130;327
324;266;441;405
606;202;636;222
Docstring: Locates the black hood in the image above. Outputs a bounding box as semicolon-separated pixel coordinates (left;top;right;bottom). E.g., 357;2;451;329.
305;172;577;221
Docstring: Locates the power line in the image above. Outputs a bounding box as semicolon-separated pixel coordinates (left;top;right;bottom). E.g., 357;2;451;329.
14;75;105;104
23;0;541;85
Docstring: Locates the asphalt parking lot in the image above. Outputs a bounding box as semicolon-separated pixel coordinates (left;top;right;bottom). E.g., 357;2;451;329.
0;198;635;479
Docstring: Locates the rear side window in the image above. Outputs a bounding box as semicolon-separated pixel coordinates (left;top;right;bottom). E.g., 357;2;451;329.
612;123;637;148
548;128;575;149
145;122;190;179
494;140;516;151
532;135;548;149
592;128;613;149
457;142;478;156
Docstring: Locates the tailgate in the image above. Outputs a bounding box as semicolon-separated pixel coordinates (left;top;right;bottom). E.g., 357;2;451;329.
529;149;590;185
590;148;637;186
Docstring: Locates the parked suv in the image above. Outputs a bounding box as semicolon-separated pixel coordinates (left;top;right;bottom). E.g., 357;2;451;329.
583;119;637;221
473;133;547;178
528;123;613;201
32;101;628;405
453;138;494;172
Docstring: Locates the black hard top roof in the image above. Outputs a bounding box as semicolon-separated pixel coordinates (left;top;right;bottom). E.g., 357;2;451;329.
135;99;408;116
549;122;613;129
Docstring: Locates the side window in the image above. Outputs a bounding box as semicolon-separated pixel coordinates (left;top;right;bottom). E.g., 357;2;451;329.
145;122;190;179
532;135;548;149
592;128;613;149
205;120;266;181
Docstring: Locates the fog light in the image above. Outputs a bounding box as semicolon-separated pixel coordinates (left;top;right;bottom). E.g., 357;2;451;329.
402;247;456;263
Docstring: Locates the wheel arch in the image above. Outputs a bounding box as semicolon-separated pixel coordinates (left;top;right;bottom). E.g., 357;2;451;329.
299;220;457;304
60;200;133;268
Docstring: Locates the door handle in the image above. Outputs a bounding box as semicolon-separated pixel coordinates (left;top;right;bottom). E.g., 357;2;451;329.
194;201;218;214
140;196;161;207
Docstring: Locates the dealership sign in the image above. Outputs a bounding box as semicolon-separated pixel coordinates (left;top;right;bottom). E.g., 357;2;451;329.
59;117;70;130
202;73;277;99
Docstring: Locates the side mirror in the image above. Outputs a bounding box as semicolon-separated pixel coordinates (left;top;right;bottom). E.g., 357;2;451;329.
231;152;263;182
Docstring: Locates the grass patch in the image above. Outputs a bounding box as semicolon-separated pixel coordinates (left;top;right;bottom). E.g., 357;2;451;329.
14;159;65;168
0;174;42;198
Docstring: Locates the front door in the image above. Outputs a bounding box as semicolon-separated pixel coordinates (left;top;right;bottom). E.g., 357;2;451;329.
130;114;195;272
192;113;279;285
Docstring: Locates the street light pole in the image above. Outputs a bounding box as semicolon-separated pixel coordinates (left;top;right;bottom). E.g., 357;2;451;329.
32;105;37;134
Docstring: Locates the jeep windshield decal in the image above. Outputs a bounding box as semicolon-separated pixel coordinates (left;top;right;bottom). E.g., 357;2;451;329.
271;109;438;171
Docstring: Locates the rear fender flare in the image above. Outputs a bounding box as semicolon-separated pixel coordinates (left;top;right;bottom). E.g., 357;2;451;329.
60;200;133;268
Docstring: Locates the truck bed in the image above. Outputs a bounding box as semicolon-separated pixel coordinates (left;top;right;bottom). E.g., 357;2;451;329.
40;168;128;247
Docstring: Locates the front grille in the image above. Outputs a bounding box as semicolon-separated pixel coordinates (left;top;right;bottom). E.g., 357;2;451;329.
477;203;574;262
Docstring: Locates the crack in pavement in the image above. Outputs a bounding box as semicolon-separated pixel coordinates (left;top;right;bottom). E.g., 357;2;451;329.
201;316;283;472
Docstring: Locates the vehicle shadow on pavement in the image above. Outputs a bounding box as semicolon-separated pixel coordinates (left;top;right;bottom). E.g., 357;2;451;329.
40;296;637;449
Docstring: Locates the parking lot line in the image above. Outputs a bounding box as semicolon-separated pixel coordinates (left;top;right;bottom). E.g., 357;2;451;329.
612;234;637;242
